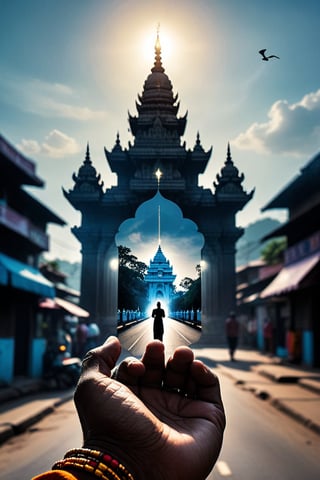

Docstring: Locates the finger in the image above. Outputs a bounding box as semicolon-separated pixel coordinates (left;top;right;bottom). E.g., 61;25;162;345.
112;356;145;386
189;360;224;406
81;336;121;377
139;340;165;387
162;346;194;392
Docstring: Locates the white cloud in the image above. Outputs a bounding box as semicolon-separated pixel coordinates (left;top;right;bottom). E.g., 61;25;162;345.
233;89;320;156
0;73;106;121
128;232;143;244
18;129;81;158
31;96;107;121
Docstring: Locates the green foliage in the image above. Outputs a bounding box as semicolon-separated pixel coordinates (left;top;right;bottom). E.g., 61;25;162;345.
172;267;201;311
47;260;60;271
236;217;283;266
261;238;287;265
118;245;148;311
179;277;193;290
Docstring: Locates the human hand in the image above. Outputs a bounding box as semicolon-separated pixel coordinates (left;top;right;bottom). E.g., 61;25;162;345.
74;336;225;480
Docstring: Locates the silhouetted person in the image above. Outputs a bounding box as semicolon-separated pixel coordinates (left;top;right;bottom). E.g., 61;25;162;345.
85;320;100;351
75;318;88;358
152;301;165;341
259;48;280;61
225;311;239;361
263;318;273;354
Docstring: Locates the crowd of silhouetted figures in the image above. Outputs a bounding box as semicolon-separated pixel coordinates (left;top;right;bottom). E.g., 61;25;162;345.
170;310;202;328
117;309;201;330
117;309;147;329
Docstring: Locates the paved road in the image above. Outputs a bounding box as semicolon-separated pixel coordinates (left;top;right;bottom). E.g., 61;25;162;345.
209;373;320;480
119;317;201;359
0;367;319;479
0;400;82;479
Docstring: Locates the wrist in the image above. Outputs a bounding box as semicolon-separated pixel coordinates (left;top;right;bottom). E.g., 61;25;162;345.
81;441;145;480
52;447;137;480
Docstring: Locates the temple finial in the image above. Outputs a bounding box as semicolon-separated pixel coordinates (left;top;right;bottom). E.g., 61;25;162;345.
85;142;91;164
156;22;161;50
152;23;164;73
226;142;232;163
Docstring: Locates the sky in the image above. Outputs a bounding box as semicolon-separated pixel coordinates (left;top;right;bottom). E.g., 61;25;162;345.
1;0;319;285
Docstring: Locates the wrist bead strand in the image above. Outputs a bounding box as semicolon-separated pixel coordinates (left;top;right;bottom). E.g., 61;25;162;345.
52;448;135;480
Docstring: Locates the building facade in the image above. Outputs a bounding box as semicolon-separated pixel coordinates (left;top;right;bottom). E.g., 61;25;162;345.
236;260;283;351
260;152;320;367
0;135;65;383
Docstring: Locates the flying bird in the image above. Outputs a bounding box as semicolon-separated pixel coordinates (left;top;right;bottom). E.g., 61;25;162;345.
259;49;280;61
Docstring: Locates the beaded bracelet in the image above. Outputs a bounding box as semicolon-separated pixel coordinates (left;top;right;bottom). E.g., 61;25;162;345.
52;448;135;480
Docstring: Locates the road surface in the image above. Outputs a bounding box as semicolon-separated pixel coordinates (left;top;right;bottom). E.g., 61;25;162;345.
0;361;319;479
119;317;201;359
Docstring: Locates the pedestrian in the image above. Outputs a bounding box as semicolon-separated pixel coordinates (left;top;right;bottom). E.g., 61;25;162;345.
225;311;239;361
75;318;88;358
32;336;225;480
85;320;100;351
152;301;165;341
263;318;273;354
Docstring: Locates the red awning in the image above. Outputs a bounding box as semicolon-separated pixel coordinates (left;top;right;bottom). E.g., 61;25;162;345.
39;297;89;317
55;297;89;317
39;298;59;309
260;253;320;298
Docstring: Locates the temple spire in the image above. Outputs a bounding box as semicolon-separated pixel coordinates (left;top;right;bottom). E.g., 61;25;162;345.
85;142;91;164
152;26;164;73
213;142;254;203
226;142;232;164
158;204;161;246
66;143;104;197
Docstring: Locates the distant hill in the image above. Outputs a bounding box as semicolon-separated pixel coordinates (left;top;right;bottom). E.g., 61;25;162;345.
54;259;81;291
236;217;283;267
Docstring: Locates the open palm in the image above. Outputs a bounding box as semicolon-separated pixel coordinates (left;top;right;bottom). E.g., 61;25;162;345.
75;337;225;480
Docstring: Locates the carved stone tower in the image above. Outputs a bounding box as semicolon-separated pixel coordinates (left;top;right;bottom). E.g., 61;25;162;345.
145;245;176;311
64;34;254;344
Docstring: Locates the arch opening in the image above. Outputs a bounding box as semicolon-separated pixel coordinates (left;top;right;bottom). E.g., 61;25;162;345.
116;191;204;286
115;191;204;352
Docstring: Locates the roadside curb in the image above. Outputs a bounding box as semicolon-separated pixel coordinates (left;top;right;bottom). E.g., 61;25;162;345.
216;363;320;436
271;397;320;436
0;390;74;445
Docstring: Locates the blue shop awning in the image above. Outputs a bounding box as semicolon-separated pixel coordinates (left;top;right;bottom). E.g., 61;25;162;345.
0;253;55;297
260;253;320;298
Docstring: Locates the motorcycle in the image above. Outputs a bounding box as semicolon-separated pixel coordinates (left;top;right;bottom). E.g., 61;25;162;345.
43;341;81;390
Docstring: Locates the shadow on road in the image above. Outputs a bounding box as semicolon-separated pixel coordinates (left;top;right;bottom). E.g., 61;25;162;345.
194;356;262;372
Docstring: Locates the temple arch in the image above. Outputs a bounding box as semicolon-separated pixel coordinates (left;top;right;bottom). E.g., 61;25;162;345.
63;34;253;345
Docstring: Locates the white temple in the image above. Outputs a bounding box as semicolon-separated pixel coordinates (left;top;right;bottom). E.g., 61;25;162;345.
144;244;176;310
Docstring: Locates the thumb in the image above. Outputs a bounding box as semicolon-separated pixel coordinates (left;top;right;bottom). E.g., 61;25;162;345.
81;336;122;376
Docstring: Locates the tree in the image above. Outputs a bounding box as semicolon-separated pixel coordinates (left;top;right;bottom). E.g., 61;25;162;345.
261;238;287;265
118;245;148;312
172;266;201;311
179;277;193;291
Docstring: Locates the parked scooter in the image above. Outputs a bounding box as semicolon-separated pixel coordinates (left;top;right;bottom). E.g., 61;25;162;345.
43;340;81;390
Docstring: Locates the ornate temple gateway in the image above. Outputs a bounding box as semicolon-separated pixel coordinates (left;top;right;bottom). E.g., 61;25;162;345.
64;35;253;344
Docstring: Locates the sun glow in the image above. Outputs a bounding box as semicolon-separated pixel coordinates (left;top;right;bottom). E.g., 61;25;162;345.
139;26;175;68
